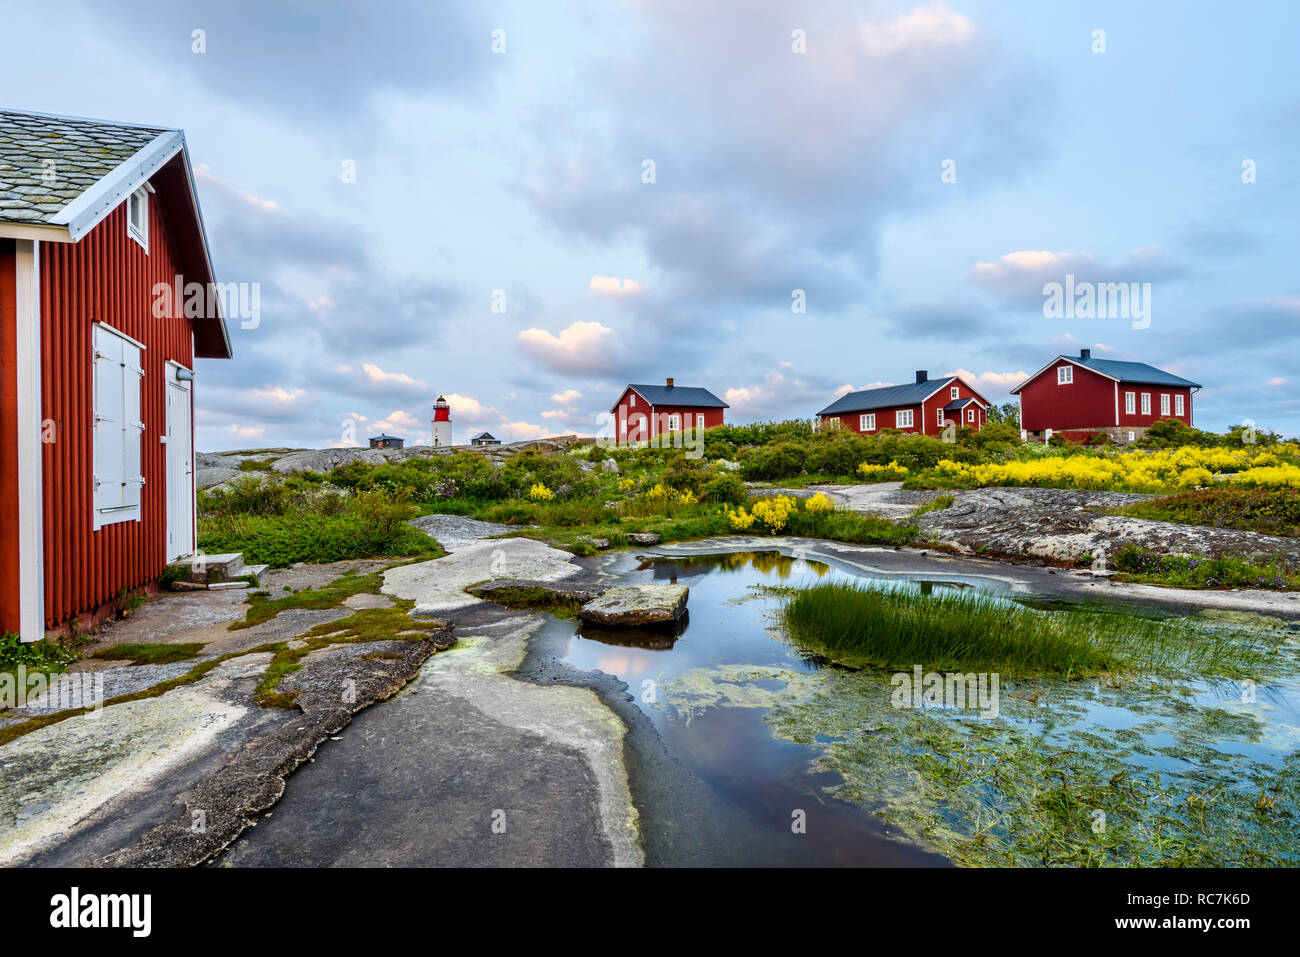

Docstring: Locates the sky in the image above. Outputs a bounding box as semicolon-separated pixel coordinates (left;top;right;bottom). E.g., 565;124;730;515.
3;0;1297;449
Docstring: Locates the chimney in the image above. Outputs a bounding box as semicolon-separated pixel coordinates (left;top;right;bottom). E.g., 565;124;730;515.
666;377;674;388
1080;348;1091;359
915;370;928;383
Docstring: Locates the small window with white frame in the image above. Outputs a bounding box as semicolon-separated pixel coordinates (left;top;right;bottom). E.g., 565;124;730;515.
1160;393;1170;416
1125;391;1135;414
1058;365;1073;384
1141;393;1151;415
950;386;959;400
629;393;636;408
967;408;975;423
667;413;680;431
860;413;875;431
896;409;913;428
127;186;149;251
1175;394;1185;416
696;413;704;429
93;322;146;529
937;407;945;427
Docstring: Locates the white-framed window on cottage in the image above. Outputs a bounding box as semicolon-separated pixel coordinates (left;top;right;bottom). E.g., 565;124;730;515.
629;393;636;408
696;413;705;429
1160;393;1170;416
667;413;680;431
1057;365;1073;384
860;413;875;431
93;322;146;529
1141;393;1151;415
967;408;975;423
950;386;959;400
937;407;945;427
1175;394;1185;416
1125;391;1135;414
127;186;149;252
896;409;913;428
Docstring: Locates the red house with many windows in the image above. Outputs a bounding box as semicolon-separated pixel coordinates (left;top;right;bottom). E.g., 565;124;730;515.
611;378;727;443
0;109;231;640
1012;349;1200;443
816;371;990;435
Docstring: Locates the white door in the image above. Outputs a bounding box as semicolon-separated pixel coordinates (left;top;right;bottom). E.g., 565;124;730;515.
165;369;195;560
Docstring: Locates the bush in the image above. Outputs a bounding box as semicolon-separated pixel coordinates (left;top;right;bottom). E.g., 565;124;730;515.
741;441;807;480
703;472;748;505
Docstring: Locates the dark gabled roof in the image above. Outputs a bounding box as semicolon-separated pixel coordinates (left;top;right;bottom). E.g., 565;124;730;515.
1012;355;1201;392
943;398;979;411
472;432;497;440
368;433;403;442
817;377;955;417
617;384;729;409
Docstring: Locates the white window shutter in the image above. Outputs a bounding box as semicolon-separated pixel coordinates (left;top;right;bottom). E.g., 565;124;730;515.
123;341;144;509
92;323;145;528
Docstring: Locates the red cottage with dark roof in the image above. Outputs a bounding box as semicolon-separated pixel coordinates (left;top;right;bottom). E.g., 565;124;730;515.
1012;349;1201;444
611;378;728;444
0;109;232;640
816;371;990;436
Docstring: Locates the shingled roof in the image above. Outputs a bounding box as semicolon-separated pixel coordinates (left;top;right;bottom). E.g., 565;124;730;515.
619;384;729;408
0;109;169;226
817;377;956;416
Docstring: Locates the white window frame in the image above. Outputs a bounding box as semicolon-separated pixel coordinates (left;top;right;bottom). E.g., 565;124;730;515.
1141;392;1151;415
967;408;975;423
93;322;146;530
937;407;945;427
1125;391;1135;414
1175;394;1185;416
667;413;680;431
1057;365;1073;384
860;413;875;431
1160;393;1170;416
629;393;636;408
896;409;913;428
950;386;960;400
696;413;705;429
127;186;149;252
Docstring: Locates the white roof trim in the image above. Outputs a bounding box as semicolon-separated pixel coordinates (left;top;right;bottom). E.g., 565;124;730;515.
0;222;73;243
49;130;185;241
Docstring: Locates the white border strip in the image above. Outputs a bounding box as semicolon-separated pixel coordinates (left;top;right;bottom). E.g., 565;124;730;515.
14;240;44;641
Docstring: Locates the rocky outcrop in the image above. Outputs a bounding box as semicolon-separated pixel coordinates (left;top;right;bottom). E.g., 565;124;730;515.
468;578;608;605
579;584;688;626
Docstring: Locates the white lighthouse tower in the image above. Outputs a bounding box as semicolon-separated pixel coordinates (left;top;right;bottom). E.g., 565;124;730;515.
432;394;452;447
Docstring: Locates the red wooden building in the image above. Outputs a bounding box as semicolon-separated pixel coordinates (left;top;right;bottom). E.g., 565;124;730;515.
816;371;990;435
1011;349;1200;443
0;109;231;640
611;378;728;443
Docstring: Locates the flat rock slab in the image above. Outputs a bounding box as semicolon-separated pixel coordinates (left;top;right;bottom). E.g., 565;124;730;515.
407;513;515;553
382;538;580;615
579;584;688;627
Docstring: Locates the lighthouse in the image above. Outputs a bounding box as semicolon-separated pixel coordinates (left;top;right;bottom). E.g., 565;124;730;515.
432;394;452;447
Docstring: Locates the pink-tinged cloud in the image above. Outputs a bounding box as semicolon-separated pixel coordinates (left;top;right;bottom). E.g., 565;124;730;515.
588;275;642;297
517;321;619;374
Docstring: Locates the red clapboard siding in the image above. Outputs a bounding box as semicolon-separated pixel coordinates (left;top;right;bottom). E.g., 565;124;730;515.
40;198;195;628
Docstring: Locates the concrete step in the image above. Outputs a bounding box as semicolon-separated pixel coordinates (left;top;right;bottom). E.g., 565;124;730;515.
242;563;270;583
169;552;245;584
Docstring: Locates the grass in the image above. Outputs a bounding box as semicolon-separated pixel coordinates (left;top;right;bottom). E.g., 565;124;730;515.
89;642;206;665
231;570;385;629
780;582;1275;678
1110;543;1297;590
199;512;442;567
1112;487;1300;537
464;583;585;618
0;632;79;680
910;493;956;518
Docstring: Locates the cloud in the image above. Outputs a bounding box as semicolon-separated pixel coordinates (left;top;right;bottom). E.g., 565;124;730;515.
551;389;583;404
967;247;1185;309
588;276;642;298
1269;377;1288;387
517;321;620;374
947;367;1029;394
